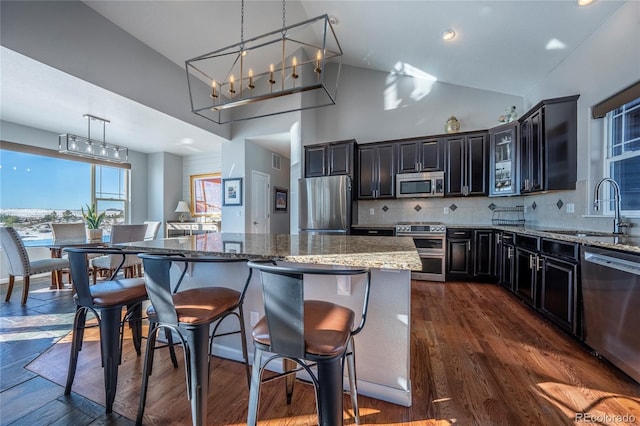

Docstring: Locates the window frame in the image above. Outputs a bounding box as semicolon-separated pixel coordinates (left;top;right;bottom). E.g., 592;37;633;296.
603;98;640;217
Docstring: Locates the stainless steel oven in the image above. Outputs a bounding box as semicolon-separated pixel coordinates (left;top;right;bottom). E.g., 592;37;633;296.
396;222;446;281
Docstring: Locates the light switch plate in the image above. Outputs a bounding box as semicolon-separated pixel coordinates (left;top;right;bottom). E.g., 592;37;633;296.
566;203;575;213
369;208;375;215
250;311;260;326
337;276;351;296
444;207;449;215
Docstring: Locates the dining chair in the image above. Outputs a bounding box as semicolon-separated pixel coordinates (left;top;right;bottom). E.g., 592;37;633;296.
50;222;88;284
0;226;70;305
50;222;86;242
91;224;147;283
63;246;148;414
246;260;371;426
143;221;161;241
136;253;253;426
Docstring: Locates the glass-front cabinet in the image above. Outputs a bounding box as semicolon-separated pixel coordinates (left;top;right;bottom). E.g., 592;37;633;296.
489;121;519;196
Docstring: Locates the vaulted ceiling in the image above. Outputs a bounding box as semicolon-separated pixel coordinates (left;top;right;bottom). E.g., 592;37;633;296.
0;1;625;157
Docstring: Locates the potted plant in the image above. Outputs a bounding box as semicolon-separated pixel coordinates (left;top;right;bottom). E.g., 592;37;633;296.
81;204;106;241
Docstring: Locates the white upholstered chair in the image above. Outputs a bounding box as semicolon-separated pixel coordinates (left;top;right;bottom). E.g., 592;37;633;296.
143;221;161;240
50;222;86;242
90;224;147;283
0;227;70;304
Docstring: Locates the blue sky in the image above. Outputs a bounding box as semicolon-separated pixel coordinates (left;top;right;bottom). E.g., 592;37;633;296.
0;150;91;209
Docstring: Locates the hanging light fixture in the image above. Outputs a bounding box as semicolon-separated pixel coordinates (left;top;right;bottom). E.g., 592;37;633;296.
59;114;128;163
185;0;343;124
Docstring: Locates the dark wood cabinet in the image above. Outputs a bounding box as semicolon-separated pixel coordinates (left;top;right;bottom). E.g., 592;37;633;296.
539;238;580;336
304;140;354;178
446;229;472;280
473;229;494;278
514;234;541;307
357;143;396;199
500;232;515;291
445;132;489;196
489;122;519;196
519;95;579;194
397;138;444;173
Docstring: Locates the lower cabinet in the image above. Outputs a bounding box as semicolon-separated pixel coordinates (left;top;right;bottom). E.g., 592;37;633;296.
539;238;580;336
446;229;472;280
510;234;580;337
446;228;495;281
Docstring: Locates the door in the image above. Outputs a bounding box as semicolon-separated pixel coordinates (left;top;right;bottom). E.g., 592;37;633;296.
251;171;270;234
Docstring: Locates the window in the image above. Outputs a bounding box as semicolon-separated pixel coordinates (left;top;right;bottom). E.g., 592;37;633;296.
0;148;129;245
605;96;640;216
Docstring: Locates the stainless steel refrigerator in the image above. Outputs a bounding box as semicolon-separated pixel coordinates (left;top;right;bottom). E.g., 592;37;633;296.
299;175;352;234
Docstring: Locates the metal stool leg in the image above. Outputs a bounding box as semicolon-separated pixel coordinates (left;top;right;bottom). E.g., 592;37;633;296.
65;307;87;395
136;322;159;426
185;324;210;426
100;306;123;414
346;338;360;424
247;348;263;426
316;357;343;426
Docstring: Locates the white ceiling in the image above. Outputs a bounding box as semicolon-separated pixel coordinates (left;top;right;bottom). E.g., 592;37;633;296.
1;0;625;158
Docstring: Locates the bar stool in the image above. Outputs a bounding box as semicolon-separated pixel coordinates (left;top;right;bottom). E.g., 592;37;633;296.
136;254;253;426
63;247;148;414
246;260;371;426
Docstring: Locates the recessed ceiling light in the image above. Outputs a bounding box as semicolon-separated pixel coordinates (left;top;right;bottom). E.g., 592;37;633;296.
442;29;456;41
578;0;594;5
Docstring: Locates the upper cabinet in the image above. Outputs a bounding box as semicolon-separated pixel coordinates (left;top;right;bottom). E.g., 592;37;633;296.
445;131;489;197
397;138;444;173
304;140;355;178
357;142;396;199
519;95;579;194
489;121;519;197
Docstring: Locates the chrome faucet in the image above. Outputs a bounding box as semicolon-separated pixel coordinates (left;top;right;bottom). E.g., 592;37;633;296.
593;178;627;234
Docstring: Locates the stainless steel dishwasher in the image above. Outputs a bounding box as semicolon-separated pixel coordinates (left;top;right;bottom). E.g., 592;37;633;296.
581;246;640;383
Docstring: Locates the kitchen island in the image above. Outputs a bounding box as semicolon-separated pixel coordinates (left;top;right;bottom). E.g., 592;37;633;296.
122;233;421;407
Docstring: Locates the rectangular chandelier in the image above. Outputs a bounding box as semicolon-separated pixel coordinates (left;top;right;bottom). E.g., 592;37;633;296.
186;14;342;124
58;114;128;163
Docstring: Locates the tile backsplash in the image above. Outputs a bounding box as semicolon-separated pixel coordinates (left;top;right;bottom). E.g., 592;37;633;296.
356;179;640;236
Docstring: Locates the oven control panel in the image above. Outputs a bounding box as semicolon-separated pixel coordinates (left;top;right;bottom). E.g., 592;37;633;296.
395;223;446;234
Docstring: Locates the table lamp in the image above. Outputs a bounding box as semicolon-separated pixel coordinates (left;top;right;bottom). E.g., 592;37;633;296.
175;201;191;222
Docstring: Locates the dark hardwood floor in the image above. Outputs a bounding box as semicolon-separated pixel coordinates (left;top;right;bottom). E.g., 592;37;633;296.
1;276;639;425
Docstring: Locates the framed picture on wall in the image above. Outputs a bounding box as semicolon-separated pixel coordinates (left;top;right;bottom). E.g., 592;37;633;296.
274;187;288;212
190;173;222;216
222;177;243;206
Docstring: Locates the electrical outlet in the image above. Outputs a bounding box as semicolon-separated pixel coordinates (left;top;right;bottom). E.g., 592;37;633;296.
566;203;575;213
369;208;375;215
250;311;260;326
524;205;528;213
444;207;449;215
337;276;351;296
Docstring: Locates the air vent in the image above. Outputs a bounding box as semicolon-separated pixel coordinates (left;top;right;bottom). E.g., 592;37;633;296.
272;153;281;170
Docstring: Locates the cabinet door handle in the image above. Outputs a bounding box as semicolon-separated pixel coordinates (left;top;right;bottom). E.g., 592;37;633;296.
507;247;513;259
496;234;502;244
467;241;471;252
529;254;536;269
453;232;466;235
536;256;544;271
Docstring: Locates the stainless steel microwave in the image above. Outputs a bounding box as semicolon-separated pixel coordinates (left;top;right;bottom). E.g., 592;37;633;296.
396;171;445;198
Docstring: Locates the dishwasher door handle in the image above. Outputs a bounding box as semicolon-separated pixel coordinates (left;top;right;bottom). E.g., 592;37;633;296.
583;252;640;276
